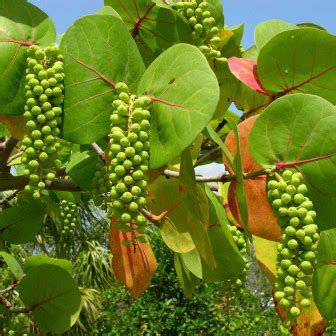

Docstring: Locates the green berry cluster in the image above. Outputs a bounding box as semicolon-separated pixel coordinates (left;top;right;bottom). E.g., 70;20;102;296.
92;160;112;209
267;170;320;329
229;224;249;292
107;82;151;244
21;44;64;199
176;0;225;62
60;200;78;235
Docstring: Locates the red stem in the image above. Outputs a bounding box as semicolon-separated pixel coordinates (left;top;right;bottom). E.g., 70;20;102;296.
150;96;186;108
0;39;34;46
276;152;336;169
71;57;115;88
132;3;156;38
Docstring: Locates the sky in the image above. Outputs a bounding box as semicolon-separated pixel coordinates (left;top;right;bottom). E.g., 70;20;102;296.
29;0;336;48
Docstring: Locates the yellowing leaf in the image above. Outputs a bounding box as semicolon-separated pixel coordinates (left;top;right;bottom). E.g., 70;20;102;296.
160;218;195;253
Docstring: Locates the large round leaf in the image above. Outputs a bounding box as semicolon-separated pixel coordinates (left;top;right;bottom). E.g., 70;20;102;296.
138;43;219;168
258;28;336;104
104;0;192;52
18;264;81;334
0;199;45;243
313;228;336;320
254;19;298;50
24;255;72;275
0;0;56;115
249;94;336;231
60;15;145;144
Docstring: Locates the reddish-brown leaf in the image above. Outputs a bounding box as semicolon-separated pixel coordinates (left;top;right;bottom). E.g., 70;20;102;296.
228;57;272;96
224;115;281;241
109;219;157;298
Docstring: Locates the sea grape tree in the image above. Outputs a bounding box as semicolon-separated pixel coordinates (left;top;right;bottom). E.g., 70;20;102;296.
0;0;336;334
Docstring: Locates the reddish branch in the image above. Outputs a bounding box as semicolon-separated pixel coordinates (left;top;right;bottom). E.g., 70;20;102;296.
132;3;156;38
139;201;182;225
276;153;336;169
150;96;187;109
0;39;35;47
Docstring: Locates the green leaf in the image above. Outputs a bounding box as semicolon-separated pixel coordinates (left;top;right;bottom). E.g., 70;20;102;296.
138;43;220;168
249;94;336;231
179;148;215;268
104;0;192;52
313;228;336;320
258;28;336;104
0;198;45;243
148;170;214;268
24;255;72;275
0;0;56;115
211;61;241;119
228;119;249;235
207;0;224;28
206;124;233;168
180;249;202;278
53;191;79;203
66;149;100;190
160;218;195;253
18;264;81;334
234;81;269;114
60;15;145;144
0;252;24;279
254;19;298;50
243;45;259;60
202;186;245;281
97;6;122;19
174;253;199;298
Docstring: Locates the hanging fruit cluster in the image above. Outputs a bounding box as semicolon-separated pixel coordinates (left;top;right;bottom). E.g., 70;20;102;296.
94;82;152;245
229;224;249;292
175;0;225;62
267;169;319;330
21;44;64;199
60;200;78;235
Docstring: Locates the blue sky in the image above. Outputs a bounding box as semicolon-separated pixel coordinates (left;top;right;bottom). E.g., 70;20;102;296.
30;0;336;48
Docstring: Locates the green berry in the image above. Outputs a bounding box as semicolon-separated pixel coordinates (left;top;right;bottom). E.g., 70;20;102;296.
268;180;279;190
274;291;285;301
272;199;282;209
294;193;305;204
289;307;300;317
285;226;296;236
287;239;298;250
279;298;290;308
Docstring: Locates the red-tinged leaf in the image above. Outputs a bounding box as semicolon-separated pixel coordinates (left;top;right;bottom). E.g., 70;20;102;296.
224;116;281;241
109;219;157;298
228;57;272;96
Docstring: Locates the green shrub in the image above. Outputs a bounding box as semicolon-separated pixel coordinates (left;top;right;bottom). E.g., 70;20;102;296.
92;231;281;335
